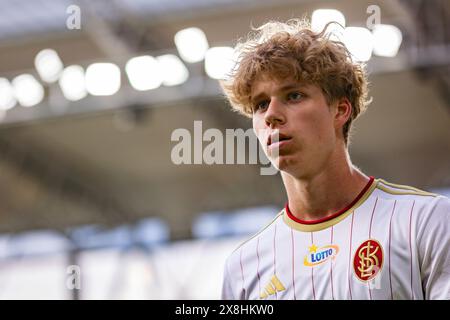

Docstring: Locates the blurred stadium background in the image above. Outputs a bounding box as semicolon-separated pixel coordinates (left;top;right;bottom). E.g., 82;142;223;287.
0;0;449;299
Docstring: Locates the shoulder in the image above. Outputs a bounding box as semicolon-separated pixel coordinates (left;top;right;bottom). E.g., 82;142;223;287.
375;178;449;216
375;178;450;234
375;179;438;199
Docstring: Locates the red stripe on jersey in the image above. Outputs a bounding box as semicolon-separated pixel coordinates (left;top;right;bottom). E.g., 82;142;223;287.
368;197;379;300
388;200;397;300
291;228;296;300
285;176;375;225
256;237;261;295
273;223;277;300
330;226;335;300
240;247;245;299
348;212;354;300
409;201;416;300
311;232;316;300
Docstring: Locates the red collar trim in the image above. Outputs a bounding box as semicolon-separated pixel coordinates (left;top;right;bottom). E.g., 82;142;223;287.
285;176;375;225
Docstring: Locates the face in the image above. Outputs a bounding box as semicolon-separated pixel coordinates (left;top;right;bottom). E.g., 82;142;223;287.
251;77;340;179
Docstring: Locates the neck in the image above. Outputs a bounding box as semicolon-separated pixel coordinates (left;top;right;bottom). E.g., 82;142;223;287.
281;146;369;222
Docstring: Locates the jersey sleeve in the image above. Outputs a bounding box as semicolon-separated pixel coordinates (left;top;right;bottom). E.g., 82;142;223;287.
417;196;450;300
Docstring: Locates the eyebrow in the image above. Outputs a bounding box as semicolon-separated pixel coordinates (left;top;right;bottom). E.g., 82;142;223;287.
250;83;303;103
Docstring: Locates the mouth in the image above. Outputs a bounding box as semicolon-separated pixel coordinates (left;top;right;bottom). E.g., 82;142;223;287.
267;132;292;147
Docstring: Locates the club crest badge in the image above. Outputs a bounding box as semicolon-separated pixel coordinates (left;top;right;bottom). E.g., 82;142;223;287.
353;239;383;282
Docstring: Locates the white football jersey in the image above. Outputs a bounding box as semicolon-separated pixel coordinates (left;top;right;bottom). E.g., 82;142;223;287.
222;177;450;300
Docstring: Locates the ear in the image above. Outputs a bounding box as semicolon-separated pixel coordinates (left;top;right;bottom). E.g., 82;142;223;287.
334;97;352;131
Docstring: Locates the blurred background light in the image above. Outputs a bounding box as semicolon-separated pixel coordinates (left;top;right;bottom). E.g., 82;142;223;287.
85;63;121;96
1;231;71;258
174;27;209;63
12;74;44;107
156;54;189;86
192;206;278;239
373;24;403;57
204;46;236;80
34;49;64;83
192;212;225;239
58;65;87;101
311;9;346;39
126;55;162;91
343;27;374;62
133;218;170;246
0;78;17;111
70;225;132;250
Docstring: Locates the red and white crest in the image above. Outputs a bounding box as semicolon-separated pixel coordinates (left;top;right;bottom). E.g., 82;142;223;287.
353;239;384;282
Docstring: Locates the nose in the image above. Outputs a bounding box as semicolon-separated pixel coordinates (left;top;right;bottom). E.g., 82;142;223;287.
264;97;286;128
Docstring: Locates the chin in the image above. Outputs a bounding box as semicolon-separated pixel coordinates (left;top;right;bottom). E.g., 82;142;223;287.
272;155;296;172
275;156;311;179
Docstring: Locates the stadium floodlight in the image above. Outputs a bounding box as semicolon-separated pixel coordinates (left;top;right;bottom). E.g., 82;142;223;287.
59;65;87;101
0;78;16;110
311;9;346;40
174;27;209;63
156;54;189;86
205;46;237;80
125;55;162;91
85;63;121;96
343;27;374;62
12;74;44;107
34;49;64;83
373;24;403;57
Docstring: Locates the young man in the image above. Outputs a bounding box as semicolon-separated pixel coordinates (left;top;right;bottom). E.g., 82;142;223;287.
220;20;450;300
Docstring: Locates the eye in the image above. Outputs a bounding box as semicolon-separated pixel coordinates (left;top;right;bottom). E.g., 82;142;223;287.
253;100;269;113
287;91;304;102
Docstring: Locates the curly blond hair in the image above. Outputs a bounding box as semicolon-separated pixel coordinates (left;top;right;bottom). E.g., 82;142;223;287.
221;19;370;144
